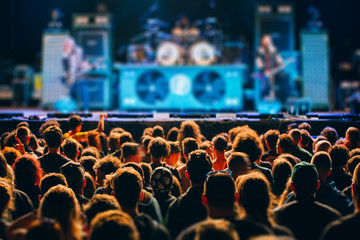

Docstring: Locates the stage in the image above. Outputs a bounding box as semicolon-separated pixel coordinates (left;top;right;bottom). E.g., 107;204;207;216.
0;109;358;141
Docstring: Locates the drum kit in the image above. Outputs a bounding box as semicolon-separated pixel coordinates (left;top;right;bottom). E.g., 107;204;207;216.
127;17;223;66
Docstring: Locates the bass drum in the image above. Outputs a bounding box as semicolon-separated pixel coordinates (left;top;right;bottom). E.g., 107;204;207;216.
156;41;184;66
189;41;216;66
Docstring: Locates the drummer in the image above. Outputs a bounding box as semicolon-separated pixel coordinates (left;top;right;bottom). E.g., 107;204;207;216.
172;14;199;44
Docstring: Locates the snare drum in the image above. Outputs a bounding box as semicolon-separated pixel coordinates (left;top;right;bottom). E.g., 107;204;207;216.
156;41;184;66
189;41;216;65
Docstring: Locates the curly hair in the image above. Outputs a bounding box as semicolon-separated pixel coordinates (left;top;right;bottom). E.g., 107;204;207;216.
177;120;202;151
148;137;171;159
232;131;263;163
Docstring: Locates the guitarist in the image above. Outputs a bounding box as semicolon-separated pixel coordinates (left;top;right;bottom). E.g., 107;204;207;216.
255;34;284;100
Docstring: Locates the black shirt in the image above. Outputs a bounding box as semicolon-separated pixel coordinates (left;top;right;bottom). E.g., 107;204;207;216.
273;196;341;240
328;168;353;191
321;212;360;240
291;146;313;163
176;218;274;240
39;153;71;174
166;186;207;239
133;213;171;240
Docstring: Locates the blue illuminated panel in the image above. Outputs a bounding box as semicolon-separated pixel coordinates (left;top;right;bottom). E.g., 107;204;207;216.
118;65;246;111
301;31;330;109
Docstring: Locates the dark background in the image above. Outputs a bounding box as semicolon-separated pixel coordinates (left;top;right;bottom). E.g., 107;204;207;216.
1;0;360;67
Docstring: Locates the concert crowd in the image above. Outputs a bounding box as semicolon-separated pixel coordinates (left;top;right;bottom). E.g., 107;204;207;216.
0;115;359;240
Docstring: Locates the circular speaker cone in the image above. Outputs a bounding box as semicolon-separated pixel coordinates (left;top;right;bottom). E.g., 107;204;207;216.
192;71;225;105
136;70;169;104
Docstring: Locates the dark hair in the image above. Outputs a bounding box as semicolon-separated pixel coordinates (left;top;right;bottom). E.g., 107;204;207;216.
166;127;179;142
311;152;332;171
212;135;228;152
182;137;199;158
299;122;312;133
60;162;85;191
227;152;250;172
40;173;68;196
16;126;30;143
264;129;280;150
236;172;271;221
2;147;21;166
81;147;101;160
168;141;181;154
95;156;121;175
84;194;121;225
25;219;65;240
112;168;143;209
79;156;98;179
119;132;133;146
232;131;263;163
277;134;294;154
62;138;79;160
121;143;141;163
152;125;164;138
13;154;43;188
17;121;29;129
39;120;60;136
139;162;152;186
177;120;202;150
320;127;338;145
99;132;109;155
1;132;10;150
89;210;139;240
278;154;300;167
186;150;212;185
329;145;350;169
272;159;293;196
148;137;170;158
28;134;39;151
68;115;82;130
289;129;301;144
348;156;360;176
110;127;125;135
204;173;236;209
108;133;120;152
122;162;144;179
43;126;63;148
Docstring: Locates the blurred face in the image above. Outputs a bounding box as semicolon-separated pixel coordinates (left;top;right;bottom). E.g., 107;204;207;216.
261;35;272;48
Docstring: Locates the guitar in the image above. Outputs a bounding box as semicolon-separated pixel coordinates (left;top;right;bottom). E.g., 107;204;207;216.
252;57;295;100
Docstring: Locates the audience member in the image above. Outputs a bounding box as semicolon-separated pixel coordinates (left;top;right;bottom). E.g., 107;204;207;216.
328;145;352;191
321;163;360;239
89;210;140;240
39;126;71;174
321;127;338;146
233;130;274;185
273;162;341;240
167;150;212;239
227;152;251;181
177;172;273;240
111;167;171;240
150;167;176;220
211;135;228;171
262;129;280;165
289;129;313;162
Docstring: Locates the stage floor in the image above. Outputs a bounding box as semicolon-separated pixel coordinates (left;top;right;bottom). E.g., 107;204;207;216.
0;108;357;141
